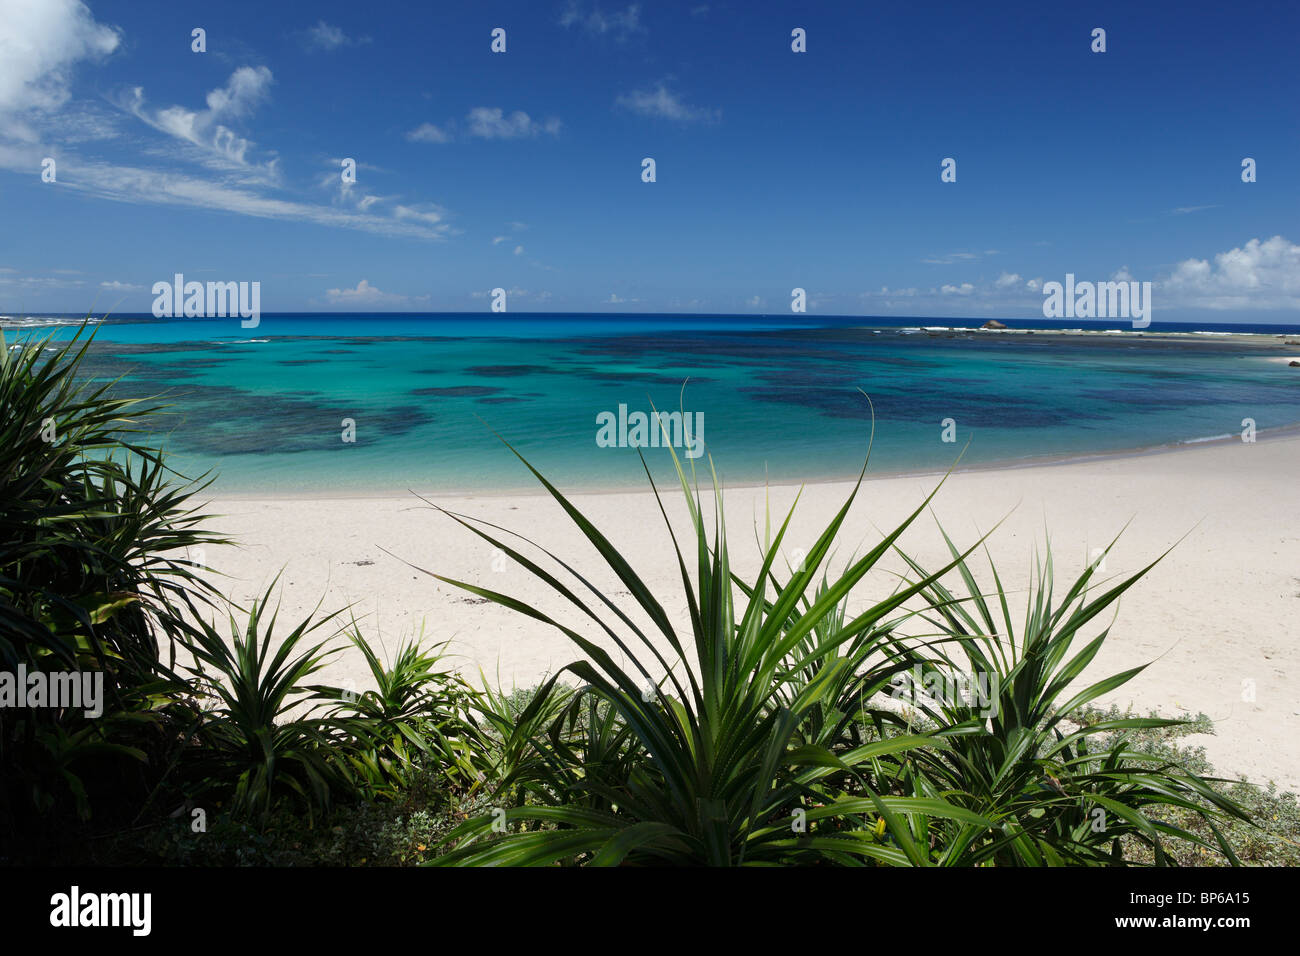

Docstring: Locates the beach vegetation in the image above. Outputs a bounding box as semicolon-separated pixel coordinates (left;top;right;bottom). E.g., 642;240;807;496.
419;432;1253;866
0;322;1289;867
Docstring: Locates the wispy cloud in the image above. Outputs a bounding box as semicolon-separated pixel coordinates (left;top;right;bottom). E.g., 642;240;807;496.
1171;204;1219;215
0;14;457;246
470;286;541;299
922;251;987;265
616;81;718;123
560;2;644;42
392;203;448;227
407;122;452;144
0;274;85;288
122;66;279;177
467;107;561;139
406;110;561;143
303;21;370;52
0;141;452;240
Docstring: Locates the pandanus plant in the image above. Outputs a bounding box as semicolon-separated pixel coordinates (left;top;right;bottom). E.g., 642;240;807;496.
411;419;1002;865
887;532;1251;865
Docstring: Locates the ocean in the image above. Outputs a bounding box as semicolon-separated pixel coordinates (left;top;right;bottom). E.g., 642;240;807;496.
6;313;1300;495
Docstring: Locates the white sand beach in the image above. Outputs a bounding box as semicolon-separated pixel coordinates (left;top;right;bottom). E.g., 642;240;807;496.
197;433;1300;791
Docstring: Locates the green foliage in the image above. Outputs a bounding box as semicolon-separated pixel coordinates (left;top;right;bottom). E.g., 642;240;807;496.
417;438;1254;867
888;535;1252;864
1075;707;1300;866
95;776;495;866
0;323;221;679
1;322;224;838
475;679;576;807
177;595;499;824
315;626;492;796
421;440;996;866
177;584;362;820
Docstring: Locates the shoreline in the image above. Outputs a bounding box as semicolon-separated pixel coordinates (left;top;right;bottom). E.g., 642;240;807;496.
199;421;1300;502
198;433;1300;791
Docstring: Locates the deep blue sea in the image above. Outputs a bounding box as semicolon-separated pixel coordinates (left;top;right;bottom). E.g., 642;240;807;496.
6;312;1300;494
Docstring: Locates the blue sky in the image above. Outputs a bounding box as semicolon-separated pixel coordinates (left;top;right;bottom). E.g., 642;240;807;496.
1;0;1297;320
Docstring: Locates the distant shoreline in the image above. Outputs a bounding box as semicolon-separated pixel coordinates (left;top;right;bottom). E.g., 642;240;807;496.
202;420;1300;503
4;311;1300;340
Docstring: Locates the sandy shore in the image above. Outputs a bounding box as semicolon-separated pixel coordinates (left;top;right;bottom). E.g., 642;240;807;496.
196;433;1300;791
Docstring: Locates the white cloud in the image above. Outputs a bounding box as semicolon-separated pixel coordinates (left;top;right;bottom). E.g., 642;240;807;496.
0;274;84;288
317;160;391;213
1171;204;1218;215
492;236;508;245
0;0;119;116
616;81;718;123
560;2;643;41
326;279;383;303
513;245;524;255
407;122;452;144
304;21;368;51
923;251;983;265
466;107;561;139
994;272;1021;288
1162;236;1300;310
861;286;919;298
325;279;425;306
410;113;562;144
126;66;276;172
307;22;347;50
392;203;446;227
99;279;142;291
471;286;531;299
0;141;451;240
0;6;449;248
940;283;974;295
1026;277;1042;291
14;102;117;145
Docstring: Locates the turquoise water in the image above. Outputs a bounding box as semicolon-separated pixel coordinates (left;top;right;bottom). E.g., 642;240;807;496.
15;314;1300;494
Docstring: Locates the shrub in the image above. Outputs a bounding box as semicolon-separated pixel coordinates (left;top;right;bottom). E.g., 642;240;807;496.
416;438;1253;866
315;626;493;798
0;323;223;845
